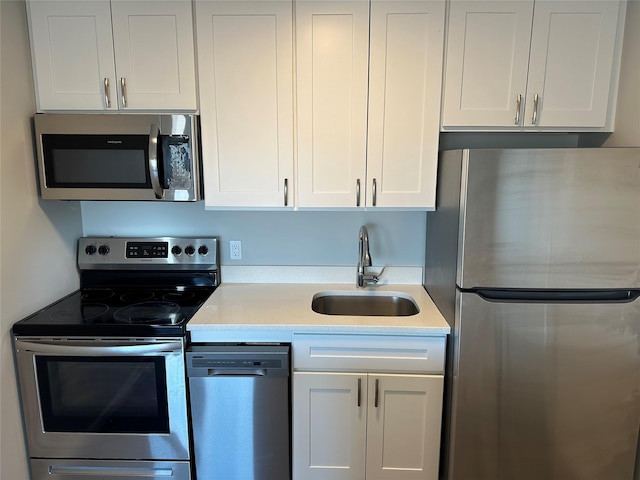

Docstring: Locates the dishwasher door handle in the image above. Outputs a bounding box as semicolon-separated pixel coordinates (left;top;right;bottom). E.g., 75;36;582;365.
205;368;267;377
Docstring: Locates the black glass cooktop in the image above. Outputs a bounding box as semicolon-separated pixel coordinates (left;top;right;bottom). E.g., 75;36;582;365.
12;285;216;337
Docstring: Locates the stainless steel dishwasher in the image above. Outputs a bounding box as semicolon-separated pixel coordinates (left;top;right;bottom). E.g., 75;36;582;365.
186;344;291;480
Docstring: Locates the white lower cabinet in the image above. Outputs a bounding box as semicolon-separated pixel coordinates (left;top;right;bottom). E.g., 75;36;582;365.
293;372;367;480
293;372;443;480
292;334;446;480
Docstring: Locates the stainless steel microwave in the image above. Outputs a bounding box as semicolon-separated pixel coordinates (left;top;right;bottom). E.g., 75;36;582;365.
33;113;202;201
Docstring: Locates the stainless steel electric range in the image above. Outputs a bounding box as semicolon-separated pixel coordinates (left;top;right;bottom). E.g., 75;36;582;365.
12;236;219;480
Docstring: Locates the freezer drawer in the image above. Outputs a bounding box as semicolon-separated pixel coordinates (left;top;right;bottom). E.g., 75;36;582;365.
445;291;640;480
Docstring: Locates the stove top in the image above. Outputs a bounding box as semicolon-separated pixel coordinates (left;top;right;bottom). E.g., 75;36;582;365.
12;237;219;337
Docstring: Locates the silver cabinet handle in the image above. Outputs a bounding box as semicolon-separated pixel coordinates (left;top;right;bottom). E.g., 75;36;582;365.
514;94;522;125
372;178;377;207
374;378;380;408
103;78;111;108
284;178;288;206
532;93;539;125
357;377;362;407
149;124;164;199
120;77;127;108
356;179;361;207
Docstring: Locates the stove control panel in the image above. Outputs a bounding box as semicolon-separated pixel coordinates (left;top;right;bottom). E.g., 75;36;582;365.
126;242;168;258
78;237;219;270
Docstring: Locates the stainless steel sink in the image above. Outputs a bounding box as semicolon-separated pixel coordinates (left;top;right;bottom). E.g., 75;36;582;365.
311;291;419;317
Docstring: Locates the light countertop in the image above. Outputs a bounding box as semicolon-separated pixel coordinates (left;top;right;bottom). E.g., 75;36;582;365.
188;275;450;343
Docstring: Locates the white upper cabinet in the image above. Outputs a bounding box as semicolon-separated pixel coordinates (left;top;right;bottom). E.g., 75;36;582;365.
526;1;621;128
27;0;197;111
442;0;624;130
295;0;370;209
367;1;445;209
296;0;445;209
196;0;294;208
110;1;197;111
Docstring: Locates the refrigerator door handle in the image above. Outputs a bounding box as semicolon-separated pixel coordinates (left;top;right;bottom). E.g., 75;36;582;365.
473;289;640;304
634;424;640;480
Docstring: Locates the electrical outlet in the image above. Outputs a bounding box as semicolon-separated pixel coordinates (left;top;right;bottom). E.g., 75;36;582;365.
230;240;242;260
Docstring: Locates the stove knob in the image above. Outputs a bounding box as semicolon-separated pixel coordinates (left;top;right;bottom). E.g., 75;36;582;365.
85;245;97;255
171;245;182;256
185;245;195;256
98;245;110;256
198;245;209;256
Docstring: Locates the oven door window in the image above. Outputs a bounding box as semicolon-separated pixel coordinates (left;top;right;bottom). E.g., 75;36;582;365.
35;356;169;434
41;134;152;188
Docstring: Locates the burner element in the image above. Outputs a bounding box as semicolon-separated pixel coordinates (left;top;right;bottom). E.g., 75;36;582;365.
50;304;110;322
162;291;195;302
81;290;115;302
113;301;183;325
120;291;156;303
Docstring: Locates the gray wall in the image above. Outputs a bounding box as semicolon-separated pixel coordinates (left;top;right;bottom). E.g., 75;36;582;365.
0;2;83;479
81;203;427;266
604;0;640;148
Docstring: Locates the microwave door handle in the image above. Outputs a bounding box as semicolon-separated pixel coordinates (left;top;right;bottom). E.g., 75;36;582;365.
149;124;164;199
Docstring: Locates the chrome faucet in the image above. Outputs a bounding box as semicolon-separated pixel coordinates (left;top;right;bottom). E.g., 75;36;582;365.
357;225;382;288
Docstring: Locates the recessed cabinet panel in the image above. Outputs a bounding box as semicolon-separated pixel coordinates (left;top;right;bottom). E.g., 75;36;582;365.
47;18;103;94
197;1;294;208
526;1;620;127
27;1;116;110
116;16;181;93
442;1;533;127
367;1;444;208
296;1;369;208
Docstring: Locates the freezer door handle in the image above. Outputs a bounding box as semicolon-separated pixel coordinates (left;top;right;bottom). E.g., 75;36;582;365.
473;289;640;304
634;424;640;480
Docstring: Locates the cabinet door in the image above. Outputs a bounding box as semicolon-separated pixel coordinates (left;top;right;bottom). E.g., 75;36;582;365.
111;0;197;110
525;1;621;128
293;372;367;480
26;0;116;111
366;374;444;480
296;1;369;208
196;0;294;208
367;0;444;209
441;1;534;128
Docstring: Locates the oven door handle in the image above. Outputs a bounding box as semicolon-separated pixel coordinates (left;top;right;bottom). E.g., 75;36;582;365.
16;340;183;356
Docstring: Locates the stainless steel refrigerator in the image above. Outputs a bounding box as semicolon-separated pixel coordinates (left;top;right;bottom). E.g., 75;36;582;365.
424;148;640;480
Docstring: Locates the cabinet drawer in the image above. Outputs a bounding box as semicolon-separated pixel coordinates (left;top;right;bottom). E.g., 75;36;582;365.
292;334;445;373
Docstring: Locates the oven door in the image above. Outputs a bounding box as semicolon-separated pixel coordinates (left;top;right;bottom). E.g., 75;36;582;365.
13;337;190;461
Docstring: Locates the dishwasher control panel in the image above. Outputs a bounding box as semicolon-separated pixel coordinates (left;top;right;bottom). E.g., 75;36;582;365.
186;344;290;377
190;358;283;369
